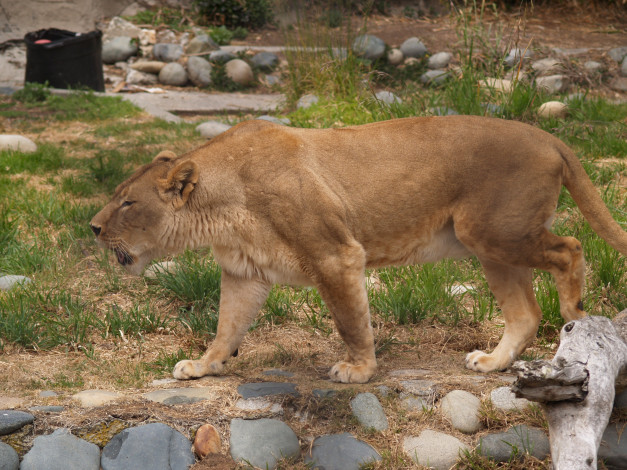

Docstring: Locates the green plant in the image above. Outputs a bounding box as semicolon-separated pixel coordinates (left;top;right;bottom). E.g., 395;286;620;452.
97;303;171;339
195;0;273;29
13;82;51;103
209;25;234;44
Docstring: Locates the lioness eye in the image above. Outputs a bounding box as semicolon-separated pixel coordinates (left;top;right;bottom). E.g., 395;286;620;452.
121;201;134;208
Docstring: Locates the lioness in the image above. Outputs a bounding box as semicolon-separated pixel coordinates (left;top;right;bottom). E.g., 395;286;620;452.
90;116;627;383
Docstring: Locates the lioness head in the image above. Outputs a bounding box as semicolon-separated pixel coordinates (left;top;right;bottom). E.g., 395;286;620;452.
90;150;198;275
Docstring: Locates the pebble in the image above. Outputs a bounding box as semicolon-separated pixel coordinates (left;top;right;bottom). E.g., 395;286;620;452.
400;392;433;412
251;51;279;72
0;135;37;153
225;59;254;86
126;69;158;86
375;385;392;397
399;379;437;397
352;34;386;61
105;16;142;39
350;392;388;431
130;60;166;74
538;101;568;118
158;62;188;86
185;34;218;54
420;70;449;85
400;37;427;58
102;37;138;64
101;423;195;470
449;283;473;294
0;275;32;291
403;430;469;469
73;390;121;407
599;422;627;469
143;386;217;405
0;442;18;470
230;418;299;469
480;78;512;92
195;121;232;139
490;386;531;411
193;423;221;459
0;410;34;435
237;382;299;399
428;51;453;69
387;48;404;65
536;74;569;93
304;432;381;470
21;428;100;470
440;390;483;433
374;90;401;106
152;43;183;62
479;425;550;461
584;60;603;72
531;58;562;75
297;94;319;109
187;56;212;87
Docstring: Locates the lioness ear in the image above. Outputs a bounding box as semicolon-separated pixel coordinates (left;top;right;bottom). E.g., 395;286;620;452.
158;160;199;209
153;150;177;164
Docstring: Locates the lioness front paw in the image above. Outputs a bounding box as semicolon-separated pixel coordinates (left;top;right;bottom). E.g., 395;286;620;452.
329;361;375;384
465;350;510;373
173;359;225;380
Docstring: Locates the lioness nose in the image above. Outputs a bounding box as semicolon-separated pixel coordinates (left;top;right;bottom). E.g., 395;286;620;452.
90;224;101;236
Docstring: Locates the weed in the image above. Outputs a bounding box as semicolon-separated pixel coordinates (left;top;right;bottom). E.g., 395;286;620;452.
97;303;171;340
13;82;51;103
145;348;192;374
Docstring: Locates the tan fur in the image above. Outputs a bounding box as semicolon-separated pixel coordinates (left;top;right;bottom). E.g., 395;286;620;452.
90;116;627;383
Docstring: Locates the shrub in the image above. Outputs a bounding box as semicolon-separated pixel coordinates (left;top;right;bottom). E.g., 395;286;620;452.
195;0;273;29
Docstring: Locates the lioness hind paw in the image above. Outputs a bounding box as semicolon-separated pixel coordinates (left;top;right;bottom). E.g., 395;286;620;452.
465;350;510;373
329;361;374;384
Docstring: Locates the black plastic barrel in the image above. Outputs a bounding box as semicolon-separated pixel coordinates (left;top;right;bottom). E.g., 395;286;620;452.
24;29;104;91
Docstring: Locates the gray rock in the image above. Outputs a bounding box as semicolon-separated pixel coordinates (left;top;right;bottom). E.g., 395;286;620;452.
420;70;449;85
262;369;294;377
504;47;532;67
0;275;32;291
185;34;218;54
230;418;299;469
225;59;254;86
28;406;64;413
126;69;158;86
130;60;166;74
21;428;100;470
297;94;319;109
428;51;453;69
304;433;381;470
400;37;427;58
440;390;482;434
552;47;590;56
374;90;401;106
102;37;138;64
0;410;34;435
584;60;603;72
312;389;337;398
38;390;57;398
430;106;458;116
153;43;183;62
237;382;299;399
187;56;212;87
403;430;469;470
234;397;283;414
256;115;290;126
610;77;627;92
143;387;217;404
252;52;279;72
490;386;531;411
350;393;388;431
0;135;36;153
599;422;627;469
158;62;188;86
535;74;569;93
105;16;142;40
0;442;18;470
400;392;433;412
609;46;627;63
264;74;281;86
208;50;237;63
387;48;404;65
479;425;550;461
195;121;232;139
622;57;627;77
375;385;392;397
531;58;562;75
352;34;386;61
399;379;437;397
101;423;195;470
73;390;121;407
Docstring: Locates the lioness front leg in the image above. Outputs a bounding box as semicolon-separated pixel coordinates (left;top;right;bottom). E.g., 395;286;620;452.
173;271;271;380
315;243;377;384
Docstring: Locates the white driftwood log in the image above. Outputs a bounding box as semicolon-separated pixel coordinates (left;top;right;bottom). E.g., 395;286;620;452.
511;312;627;470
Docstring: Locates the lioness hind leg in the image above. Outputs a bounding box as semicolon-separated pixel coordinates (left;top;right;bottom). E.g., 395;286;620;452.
314;243;377;384
466;261;542;372
173;272;271;380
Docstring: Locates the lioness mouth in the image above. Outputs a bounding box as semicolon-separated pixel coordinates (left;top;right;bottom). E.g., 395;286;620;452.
114;248;134;266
